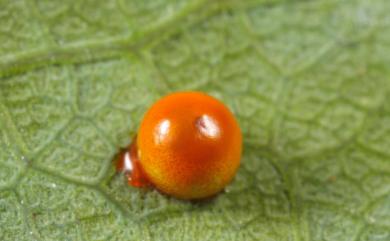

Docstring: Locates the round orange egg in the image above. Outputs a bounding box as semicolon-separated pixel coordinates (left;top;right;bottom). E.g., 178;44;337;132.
137;91;242;200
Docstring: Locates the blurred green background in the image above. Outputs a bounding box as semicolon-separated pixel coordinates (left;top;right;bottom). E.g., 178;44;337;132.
0;0;389;240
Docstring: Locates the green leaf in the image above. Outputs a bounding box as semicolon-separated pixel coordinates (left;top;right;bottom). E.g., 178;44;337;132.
1;0;389;240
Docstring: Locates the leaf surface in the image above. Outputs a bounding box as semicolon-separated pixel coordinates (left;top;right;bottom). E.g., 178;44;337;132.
1;0;390;240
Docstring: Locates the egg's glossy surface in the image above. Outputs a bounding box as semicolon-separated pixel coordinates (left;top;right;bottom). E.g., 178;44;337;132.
137;91;242;200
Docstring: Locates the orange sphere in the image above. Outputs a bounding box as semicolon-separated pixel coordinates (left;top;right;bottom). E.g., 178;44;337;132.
137;91;242;200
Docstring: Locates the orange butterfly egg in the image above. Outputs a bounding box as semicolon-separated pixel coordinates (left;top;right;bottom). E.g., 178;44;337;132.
117;91;242;200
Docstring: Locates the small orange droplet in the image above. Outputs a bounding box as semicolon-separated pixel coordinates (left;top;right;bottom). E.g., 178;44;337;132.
115;138;151;188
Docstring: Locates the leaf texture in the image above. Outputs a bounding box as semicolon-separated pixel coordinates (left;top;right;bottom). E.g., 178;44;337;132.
0;0;390;240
